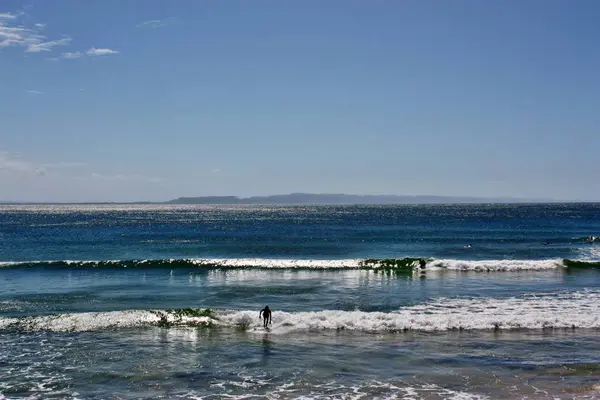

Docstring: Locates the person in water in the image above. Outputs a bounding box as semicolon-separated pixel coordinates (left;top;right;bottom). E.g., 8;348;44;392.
259;306;272;328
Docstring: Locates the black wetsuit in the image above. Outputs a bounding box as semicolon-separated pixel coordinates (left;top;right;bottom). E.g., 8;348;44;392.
259;307;272;328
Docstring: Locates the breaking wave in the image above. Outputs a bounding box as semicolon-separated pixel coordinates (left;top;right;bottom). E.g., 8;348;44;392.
2;290;600;333
1;257;599;272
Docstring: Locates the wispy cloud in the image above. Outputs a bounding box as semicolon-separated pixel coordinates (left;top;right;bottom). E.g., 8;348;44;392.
25;90;44;94
54;48;119;61
136;18;178;29
211;168;221;173
26;36;71;52
42;162;86;169
60;51;82;59
136;19;165;29
0;22;44;49
0;11;51;50
90;172;163;183
1;11;117;57
0;152;35;173
0;151;85;176
86;47;119;56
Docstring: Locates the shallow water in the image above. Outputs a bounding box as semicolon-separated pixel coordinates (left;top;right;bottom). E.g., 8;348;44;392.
2;329;600;399
2;267;595;316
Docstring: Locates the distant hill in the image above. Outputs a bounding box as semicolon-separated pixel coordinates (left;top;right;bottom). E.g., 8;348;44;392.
165;193;554;205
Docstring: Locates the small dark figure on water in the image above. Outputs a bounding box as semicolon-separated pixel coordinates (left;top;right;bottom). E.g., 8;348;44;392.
259;306;272;328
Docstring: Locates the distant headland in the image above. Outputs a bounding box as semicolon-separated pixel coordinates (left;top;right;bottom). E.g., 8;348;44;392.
0;193;567;205
164;193;556;205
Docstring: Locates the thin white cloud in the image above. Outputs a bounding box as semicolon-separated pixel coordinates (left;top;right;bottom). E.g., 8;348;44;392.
0;24;43;49
136;18;178;29
42;162;87;169
0;152;34;173
0;10;48;49
25;90;44;94
86;47;119;56
26;36;71;52
136;20;165;28
60;48;120;60
0;151;85;176
90;172;163;183
211;168;221;173
60;51;82;59
1;11;115;57
60;48;122;61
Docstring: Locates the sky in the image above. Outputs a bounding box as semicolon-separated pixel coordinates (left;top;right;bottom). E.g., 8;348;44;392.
1;0;599;202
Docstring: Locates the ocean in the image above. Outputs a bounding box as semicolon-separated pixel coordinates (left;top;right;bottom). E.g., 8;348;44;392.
1;203;600;399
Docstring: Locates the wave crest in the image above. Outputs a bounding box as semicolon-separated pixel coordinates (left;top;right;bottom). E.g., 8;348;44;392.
1;257;599;272
2;290;600;333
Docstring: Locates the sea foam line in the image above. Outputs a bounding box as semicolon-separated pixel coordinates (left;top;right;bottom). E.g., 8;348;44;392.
0;258;362;269
0;310;212;332
0;257;576;271
2;291;600;333
424;259;564;271
223;290;600;334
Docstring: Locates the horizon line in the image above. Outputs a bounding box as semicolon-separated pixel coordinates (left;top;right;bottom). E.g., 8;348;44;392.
0;192;596;205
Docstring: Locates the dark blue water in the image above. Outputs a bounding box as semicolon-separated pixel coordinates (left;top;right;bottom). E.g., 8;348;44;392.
1;203;599;262
1;204;600;399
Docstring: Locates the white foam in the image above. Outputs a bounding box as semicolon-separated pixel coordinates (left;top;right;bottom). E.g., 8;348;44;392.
5;290;596;333
0;258;365;269
191;258;567;271
271;381;490;400
423;259;565;272
0;310;213;332
188;258;363;269
0;262;17;267
183;381;489;400
0;259;120;267
1;258;576;273
220;290;600;334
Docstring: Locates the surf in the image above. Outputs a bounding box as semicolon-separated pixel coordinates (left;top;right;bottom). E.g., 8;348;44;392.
1;257;599;272
3;290;600;333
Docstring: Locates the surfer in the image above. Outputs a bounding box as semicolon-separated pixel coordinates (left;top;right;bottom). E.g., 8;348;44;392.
259;306;272;329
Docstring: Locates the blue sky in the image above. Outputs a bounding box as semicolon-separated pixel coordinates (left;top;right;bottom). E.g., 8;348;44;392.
1;0;599;202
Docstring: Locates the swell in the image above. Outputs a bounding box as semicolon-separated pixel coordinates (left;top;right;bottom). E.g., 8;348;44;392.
2;290;600;333
0;257;599;271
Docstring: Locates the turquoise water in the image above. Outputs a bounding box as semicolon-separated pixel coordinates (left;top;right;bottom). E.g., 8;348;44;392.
1;204;600;399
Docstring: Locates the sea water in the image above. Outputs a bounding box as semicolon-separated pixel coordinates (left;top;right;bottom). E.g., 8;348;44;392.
1;203;600;399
